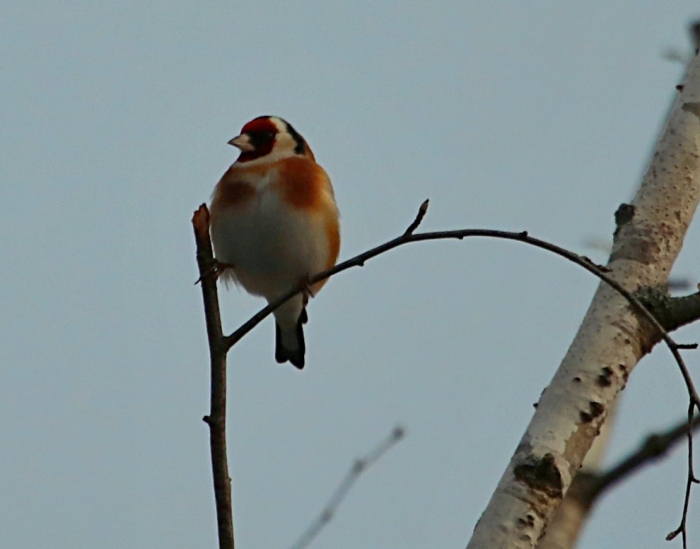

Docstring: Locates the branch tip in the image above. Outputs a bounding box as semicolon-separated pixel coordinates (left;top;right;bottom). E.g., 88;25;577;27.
392;425;406;440
403;199;430;236
192;203;211;236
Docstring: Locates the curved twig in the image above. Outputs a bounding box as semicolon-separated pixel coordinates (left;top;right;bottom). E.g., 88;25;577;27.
217;201;700;416
667;403;700;546
195;200;700;549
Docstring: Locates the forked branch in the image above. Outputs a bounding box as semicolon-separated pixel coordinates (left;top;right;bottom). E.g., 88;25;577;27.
194;199;700;549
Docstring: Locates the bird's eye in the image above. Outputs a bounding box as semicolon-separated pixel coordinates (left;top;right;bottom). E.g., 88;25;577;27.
252;131;275;143
247;130;276;149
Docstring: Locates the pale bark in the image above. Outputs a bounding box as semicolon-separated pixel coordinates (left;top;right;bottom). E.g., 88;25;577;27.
531;480;589;549
536;27;700;549
534;405;616;549
466;53;700;549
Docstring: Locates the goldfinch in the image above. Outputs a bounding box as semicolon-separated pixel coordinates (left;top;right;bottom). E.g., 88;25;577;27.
210;116;340;369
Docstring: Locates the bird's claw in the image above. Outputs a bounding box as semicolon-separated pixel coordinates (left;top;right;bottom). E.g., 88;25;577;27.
195;260;235;284
299;277;316;305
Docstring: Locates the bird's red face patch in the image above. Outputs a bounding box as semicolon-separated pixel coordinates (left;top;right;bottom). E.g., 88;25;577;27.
236;117;279;163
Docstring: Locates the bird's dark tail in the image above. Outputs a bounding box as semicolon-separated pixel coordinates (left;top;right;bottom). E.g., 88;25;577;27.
275;309;307;369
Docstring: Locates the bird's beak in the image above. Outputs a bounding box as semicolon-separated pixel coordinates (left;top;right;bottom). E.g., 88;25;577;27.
228;134;255;152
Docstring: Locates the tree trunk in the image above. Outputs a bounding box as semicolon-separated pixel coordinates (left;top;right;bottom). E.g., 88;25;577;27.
465;53;700;549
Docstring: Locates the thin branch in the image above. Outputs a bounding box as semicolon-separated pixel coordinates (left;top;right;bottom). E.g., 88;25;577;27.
589;413;700;503
192;205;235;549
667;404;700;546
538;414;700;549
217;203;700;417
288;426;406;549
566;409;700;547
195;196;700;549
210;200;700;548
403;198;429;236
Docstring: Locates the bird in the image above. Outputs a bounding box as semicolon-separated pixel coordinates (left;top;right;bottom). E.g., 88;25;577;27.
210;116;340;369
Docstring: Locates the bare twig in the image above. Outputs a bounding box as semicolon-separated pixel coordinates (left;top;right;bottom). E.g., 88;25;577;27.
538;414;700;549
562;408;700;548
217;202;700;417
192;205;235;549
667;404;700;546
403;199;429;236
591;413;700;503
288;426;406;549
194;196;700;548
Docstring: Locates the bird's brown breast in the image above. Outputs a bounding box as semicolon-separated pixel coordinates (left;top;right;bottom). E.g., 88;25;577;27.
274;156;329;211
210;164;262;214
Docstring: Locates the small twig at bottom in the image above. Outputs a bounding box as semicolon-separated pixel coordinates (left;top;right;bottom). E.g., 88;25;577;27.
667;404;700;548
288;426;406;549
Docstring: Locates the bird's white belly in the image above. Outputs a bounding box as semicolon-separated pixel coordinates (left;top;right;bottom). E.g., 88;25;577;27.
211;189;328;300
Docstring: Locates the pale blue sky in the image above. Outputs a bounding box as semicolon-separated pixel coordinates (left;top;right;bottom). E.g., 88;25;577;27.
1;2;699;548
